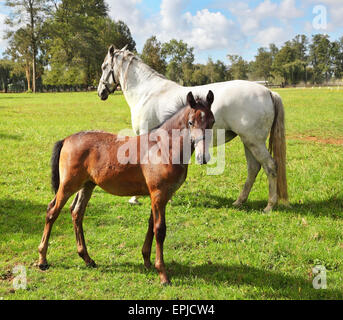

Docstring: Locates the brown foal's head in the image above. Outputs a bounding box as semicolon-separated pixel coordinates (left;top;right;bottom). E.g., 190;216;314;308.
186;90;215;164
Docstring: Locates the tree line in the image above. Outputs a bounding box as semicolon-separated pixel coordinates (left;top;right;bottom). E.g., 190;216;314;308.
0;0;136;92
141;34;343;87
0;0;343;93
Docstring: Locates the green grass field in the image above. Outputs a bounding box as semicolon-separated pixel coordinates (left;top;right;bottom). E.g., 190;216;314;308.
0;88;342;300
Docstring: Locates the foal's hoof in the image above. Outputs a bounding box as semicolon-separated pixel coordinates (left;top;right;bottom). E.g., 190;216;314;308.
86;260;97;268
144;261;152;269
38;263;49;271
161;279;171;286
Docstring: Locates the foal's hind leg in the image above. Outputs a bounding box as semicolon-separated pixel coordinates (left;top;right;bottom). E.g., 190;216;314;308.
233;145;261;207
142;211;154;268
38;189;72;269
243;140;278;212
70;182;96;267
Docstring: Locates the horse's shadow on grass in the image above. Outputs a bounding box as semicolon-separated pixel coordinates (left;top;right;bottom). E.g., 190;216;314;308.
173;192;343;218
96;261;342;299
0;198;47;235
0;132;22;140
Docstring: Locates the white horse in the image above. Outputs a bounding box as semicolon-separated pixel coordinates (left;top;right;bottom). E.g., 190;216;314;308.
97;45;288;212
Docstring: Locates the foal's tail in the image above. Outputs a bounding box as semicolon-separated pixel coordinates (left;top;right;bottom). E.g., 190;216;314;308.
51;139;64;194
269;91;288;204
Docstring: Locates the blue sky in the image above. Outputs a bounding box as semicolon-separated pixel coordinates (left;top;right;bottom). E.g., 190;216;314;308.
1;0;343;63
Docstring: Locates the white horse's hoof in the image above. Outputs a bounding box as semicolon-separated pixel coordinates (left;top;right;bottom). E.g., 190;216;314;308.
263;205;273;213
129;197;141;205
232;200;243;207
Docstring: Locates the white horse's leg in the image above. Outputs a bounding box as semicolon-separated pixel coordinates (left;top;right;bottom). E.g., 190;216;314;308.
233;145;261;207
243;140;278;213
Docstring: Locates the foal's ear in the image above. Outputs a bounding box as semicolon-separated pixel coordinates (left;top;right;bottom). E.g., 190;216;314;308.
121;44;128;51
206;90;214;108
187;92;197;109
109;44;116;56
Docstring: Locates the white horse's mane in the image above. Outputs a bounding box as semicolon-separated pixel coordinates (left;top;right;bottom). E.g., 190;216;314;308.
115;49;167;90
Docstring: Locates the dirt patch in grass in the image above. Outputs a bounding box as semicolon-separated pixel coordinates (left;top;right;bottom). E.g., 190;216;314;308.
288;135;343;146
0;270;13;282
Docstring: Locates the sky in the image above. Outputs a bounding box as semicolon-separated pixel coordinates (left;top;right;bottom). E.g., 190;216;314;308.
0;0;343;63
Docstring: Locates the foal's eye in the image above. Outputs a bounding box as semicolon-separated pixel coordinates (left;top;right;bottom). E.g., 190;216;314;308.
188;121;193;126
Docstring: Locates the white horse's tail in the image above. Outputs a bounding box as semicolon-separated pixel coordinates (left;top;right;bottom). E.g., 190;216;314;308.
269;91;289;204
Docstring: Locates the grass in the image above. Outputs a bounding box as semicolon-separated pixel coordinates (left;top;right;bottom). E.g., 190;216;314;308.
0;88;342;300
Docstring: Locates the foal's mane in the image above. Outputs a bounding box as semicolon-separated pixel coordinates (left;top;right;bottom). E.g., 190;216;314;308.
151;95;209;132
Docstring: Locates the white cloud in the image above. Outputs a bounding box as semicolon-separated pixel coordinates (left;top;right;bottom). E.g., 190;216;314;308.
107;0;155;47
279;0;303;19
184;9;236;50
107;0;242;56
160;0;187;31
254;26;290;47
229;0;304;41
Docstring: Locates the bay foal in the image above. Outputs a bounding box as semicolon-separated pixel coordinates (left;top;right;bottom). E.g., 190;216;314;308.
38;91;215;284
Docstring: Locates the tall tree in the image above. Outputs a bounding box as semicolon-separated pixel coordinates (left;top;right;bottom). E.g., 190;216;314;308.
5;0;51;92
291;34;309;83
309;34;332;84
330;37;343;79
44;0;136;87
162;39;194;84
254;48;273;81
0;59;13;92
272;43;297;85
141;36;166;75
5;27;32;90
227;55;249;80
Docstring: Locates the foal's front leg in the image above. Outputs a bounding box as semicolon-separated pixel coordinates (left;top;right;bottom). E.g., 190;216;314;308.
150;192;169;285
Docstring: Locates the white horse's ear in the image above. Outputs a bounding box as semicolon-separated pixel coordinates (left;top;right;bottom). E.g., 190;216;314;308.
109;45;116;56
121;44;128;51
206;90;214;108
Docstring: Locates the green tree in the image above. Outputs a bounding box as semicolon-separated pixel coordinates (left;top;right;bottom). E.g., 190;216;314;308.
0;59;13;92
5;27;33;90
141;36;166;75
330;37;343;79
254;48;273;81
227;55;249;80
291;34;309;83
269;43;279;59
162;39;194;84
44;0;135;88
309;34;332;84
272;42;305;85
204;58;227;83
5;0;52;92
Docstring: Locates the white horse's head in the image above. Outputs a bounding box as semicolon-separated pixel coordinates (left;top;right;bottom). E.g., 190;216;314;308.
187;90;215;165
97;44;128;100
